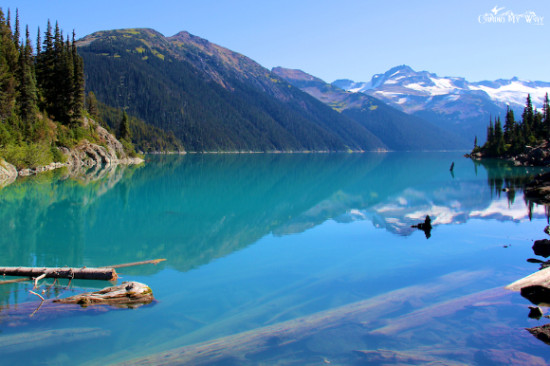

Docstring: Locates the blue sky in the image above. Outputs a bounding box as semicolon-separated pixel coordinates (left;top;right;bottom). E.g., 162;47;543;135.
3;0;549;83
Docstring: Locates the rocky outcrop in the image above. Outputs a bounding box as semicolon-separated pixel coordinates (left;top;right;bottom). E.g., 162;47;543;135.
0;117;144;188
511;142;550;166
0;158;18;187
468;142;550;167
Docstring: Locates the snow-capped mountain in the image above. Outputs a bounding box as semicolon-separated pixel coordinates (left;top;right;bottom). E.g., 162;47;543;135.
333;65;550;143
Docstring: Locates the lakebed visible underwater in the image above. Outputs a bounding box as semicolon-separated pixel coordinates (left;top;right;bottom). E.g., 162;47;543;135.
1;152;550;365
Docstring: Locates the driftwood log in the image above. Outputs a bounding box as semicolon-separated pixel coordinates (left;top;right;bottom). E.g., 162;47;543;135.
505;266;550;291
0;266;117;281
54;281;154;308
0;283;154;325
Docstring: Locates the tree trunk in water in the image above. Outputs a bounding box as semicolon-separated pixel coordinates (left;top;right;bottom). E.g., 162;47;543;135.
0;267;117;281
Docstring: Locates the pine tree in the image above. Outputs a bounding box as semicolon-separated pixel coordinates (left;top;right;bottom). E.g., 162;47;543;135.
503;105;515;144
486;117;494;146
36;20;54;113
543;92;550;139
494;116;504;155
17;25;37;133
534;108;544;139
0;8;18;123
522;94;534;144
86;91;98;117
35;26;41;56
118;110;131;141
71;30;84;124
12;8;19;50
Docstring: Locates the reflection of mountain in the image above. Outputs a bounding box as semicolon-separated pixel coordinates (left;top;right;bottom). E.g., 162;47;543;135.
0;154;546;283
275;158;549;237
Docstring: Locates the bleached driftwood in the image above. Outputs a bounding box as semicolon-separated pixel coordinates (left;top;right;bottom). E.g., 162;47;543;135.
505;267;550;291
53;281;153;307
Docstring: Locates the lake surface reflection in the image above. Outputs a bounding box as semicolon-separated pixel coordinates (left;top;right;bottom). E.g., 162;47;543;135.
1;152;550;365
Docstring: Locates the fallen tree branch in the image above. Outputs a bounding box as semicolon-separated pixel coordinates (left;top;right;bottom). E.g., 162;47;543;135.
28;290;45;302
0;267;117;281
0;278;31;286
33;273;46;288
100;259;166;269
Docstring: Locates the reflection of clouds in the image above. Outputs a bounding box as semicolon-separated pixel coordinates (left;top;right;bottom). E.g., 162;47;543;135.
405;205;463;225
470;199;546;221
339;190;547;237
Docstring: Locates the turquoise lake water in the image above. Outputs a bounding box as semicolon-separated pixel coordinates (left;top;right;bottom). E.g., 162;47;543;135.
1;152;550;365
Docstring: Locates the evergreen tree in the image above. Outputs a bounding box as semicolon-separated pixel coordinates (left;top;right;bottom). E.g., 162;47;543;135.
486;117;494;146
534;108;544;139
86;91;98;117
522;94;534;144
71;30;84;123
503;105;515;144
543;92;550;138
36;20;54;113
35;26;40;56
494;116;504;155
17;25;37;132
12;8;19;50
118;110;131;141
0;8;18;123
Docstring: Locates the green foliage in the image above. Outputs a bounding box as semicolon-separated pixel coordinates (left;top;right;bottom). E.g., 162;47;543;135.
0;142;53;169
50;145;67;163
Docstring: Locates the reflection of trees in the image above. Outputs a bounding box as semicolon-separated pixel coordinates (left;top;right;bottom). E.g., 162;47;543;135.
475;159;550;221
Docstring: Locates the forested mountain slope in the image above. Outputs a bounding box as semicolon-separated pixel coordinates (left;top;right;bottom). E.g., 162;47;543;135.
78;29;385;152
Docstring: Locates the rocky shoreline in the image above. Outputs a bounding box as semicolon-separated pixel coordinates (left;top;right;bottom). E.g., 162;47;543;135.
0;119;143;188
468;141;550;167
